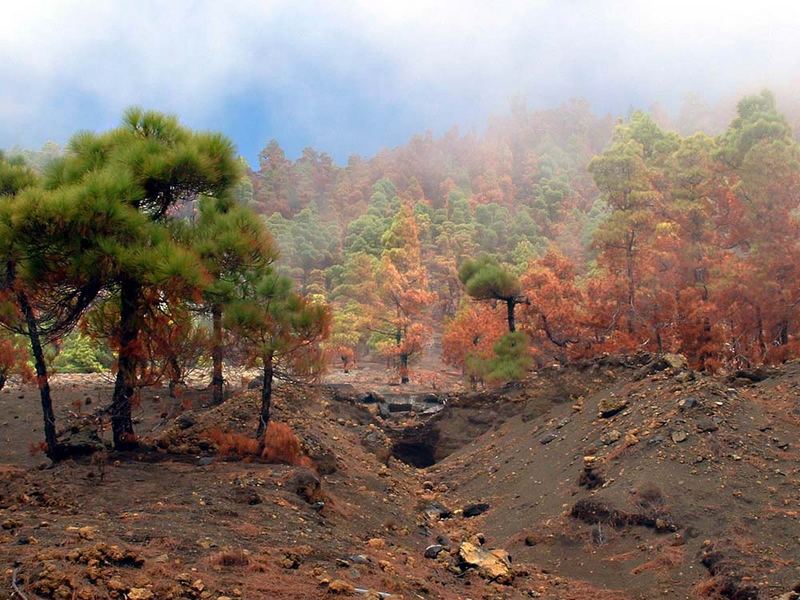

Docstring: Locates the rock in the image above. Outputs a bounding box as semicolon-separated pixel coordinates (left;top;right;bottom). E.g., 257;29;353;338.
328;579;355;594
360;430;391;463
359;391;384;404
660;353;688;371
539;432;557;444
128;589;154;600
598;397;628;418
695;417;719;433
422;480;434;490
348;554;370;565
197;457;214;466
175;413;197;430
247;376;264;390
463;502;490;517
600;430;622;445
60;424;106;454
286;469;323;504
422;501;452;519
524;535;537;546
456;541;513;583
424;544;446;558
231;487;262;505
671;431;688;443
679;396;701;410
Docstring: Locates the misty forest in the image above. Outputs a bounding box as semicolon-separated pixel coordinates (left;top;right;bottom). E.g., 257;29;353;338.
2;5;800;600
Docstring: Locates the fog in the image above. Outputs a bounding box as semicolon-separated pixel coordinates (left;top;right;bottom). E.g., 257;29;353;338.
2;1;800;161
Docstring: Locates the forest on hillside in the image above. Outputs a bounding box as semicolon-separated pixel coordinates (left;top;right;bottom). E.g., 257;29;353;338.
3;90;800;459
241;90;800;378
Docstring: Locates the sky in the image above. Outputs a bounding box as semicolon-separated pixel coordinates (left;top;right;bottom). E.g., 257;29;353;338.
2;0;800;165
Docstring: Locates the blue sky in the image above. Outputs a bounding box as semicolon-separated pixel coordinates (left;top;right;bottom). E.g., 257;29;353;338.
2;1;800;165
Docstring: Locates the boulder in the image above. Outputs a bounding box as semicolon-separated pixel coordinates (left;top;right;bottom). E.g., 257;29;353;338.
60;424;106;454
653;353;688;371
695;417;719;433
463;502;490;518
598;397;628;418
456;541;513;583
286;469;323;504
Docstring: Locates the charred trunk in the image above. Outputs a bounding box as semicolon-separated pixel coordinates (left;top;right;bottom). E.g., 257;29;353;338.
18;290;60;459
506;298;516;333
256;354;274;440
111;278;139;449
400;353;409;384
211;303;224;404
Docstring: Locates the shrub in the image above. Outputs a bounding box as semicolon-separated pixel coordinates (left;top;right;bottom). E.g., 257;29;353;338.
207;421;312;467
52;333;111;373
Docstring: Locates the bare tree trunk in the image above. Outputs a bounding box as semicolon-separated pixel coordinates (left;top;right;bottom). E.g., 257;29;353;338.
506;298;516;333
18;289;60;459
211;303;224;404
111;278;139;449
400;353;409;384
626;230;636;335
256;354;273;440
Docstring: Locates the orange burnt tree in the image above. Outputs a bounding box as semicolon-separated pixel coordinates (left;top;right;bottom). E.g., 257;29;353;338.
373;204;434;383
519;249;588;363
224;270;330;439
442;303;505;387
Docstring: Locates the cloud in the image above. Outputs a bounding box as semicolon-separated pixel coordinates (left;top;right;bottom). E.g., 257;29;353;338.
2;0;800;160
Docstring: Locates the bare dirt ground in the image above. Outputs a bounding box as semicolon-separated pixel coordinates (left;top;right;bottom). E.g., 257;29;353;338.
0;356;798;599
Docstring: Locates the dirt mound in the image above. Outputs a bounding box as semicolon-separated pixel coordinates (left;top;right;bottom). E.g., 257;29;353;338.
429;356;800;598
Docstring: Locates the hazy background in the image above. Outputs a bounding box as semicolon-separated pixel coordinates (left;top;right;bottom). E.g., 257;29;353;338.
2;0;799;163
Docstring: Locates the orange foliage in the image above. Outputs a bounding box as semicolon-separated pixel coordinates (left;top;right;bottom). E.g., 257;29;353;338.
207;422;312;468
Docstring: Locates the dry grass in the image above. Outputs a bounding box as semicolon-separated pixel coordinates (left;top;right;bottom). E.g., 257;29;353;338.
209;548;250;568
207;421;312;467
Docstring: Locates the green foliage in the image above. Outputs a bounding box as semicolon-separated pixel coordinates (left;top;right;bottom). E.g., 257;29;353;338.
486;331;531;382
52;333;111;373
458;255;521;301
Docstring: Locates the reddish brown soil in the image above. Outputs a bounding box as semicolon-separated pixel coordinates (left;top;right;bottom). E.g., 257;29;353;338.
0;358;798;599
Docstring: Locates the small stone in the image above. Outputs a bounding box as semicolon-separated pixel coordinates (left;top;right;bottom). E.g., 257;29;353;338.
539;432;557;444
598;397;628;418
679;397;701;410
128;589;154;600
695;417;718;433
328;579;355;594
600;430;621;445
424;544;445;559
463;502;490;517
671;431;688;443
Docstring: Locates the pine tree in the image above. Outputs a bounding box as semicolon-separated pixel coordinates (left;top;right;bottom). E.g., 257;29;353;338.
46;108;240;448
458;255;528;332
194;197;276;404
225;271;330;439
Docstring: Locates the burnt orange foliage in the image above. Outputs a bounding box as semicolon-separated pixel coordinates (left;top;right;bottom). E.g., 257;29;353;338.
207;422;312;468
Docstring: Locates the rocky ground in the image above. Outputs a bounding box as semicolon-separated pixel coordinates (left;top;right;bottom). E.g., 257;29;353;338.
0;356;798;599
